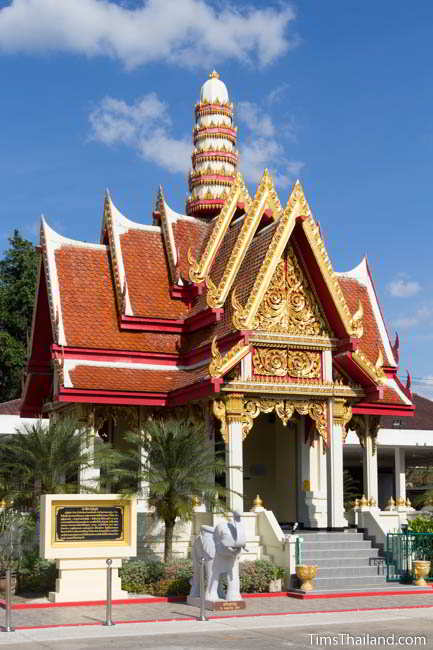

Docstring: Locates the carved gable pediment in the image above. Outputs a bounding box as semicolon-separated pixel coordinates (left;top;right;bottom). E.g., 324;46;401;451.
255;244;332;337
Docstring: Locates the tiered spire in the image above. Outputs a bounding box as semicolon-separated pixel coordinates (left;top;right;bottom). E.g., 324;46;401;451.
187;71;238;218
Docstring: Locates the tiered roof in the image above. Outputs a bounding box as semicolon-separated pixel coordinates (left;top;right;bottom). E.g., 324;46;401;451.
22;75;414;421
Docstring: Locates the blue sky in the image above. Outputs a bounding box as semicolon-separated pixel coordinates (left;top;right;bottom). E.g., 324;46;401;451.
0;0;432;397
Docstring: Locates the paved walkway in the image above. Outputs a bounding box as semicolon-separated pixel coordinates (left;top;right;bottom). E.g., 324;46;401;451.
0;604;433;648
2;592;433;630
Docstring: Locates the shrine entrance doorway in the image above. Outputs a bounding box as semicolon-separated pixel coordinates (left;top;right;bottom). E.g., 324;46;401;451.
243;412;297;524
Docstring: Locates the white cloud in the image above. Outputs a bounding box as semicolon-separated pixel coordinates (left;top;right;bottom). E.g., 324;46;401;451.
237;102;276;138
388;275;421;298
393;305;432;329
89;94;190;173
90;93;305;184
266;83;290;105
236;101;304;187
0;0;299;69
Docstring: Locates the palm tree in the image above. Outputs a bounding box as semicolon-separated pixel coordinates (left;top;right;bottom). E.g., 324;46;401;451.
0;417;118;510
119;417;226;562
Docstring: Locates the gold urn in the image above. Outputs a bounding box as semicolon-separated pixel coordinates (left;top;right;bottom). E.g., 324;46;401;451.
296;565;318;592
413;560;431;587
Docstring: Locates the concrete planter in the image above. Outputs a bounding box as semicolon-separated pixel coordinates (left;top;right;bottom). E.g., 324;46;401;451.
268;578;282;592
296;565;317;592
413;560;431;587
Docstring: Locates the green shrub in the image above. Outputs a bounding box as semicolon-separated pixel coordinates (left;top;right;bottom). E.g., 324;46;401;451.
120;559;192;595
120;558;285;596
16;551;56;594
408;516;433;533
239;560;280;593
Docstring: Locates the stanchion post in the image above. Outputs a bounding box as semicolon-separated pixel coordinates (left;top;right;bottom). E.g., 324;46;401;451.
103;558;115;626
198;556;207;621
4;568;14;632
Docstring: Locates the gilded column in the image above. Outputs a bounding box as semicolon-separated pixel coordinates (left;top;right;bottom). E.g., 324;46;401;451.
225;393;245;513
327;399;350;529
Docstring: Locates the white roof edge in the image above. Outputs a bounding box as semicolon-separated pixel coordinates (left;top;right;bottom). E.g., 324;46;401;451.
41;216;106;250
335;257;397;367
163;198;197;223
40;216;67;345
384;376;413;406
108;195;160;233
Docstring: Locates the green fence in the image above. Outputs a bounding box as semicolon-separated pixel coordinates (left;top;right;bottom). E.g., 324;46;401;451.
386;532;433;582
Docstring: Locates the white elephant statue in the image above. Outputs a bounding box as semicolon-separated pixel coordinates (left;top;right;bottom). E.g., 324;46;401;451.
190;511;246;602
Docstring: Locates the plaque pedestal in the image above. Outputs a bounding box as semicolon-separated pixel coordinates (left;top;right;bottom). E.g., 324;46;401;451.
48;558;128;603
186;596;246;611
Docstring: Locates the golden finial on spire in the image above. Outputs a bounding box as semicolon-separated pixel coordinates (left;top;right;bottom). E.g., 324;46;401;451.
209;70;220;79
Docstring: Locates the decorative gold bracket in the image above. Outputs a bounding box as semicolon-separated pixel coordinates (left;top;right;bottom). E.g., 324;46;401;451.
213;395;328;445
209;337;250;378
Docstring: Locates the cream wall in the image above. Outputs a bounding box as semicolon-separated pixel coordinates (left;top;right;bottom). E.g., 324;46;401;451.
243;414;297;522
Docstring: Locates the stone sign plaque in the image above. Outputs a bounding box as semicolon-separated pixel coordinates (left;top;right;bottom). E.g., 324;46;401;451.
55;505;124;543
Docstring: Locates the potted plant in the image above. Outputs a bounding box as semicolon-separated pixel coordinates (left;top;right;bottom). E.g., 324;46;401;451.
269;566;286;592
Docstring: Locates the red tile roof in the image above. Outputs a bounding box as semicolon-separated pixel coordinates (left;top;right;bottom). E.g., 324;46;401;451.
55;246;180;353
173;218;210;281
70;364;210;393
338;277;387;366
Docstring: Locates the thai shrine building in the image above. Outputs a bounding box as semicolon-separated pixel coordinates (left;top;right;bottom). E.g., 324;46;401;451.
22;72;418;565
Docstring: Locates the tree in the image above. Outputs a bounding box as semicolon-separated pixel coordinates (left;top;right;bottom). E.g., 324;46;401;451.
119;417;226;562
0;230;38;401
0;417;118;511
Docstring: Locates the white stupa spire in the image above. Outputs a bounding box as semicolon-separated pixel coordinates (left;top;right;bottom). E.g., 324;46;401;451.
186;71;238;218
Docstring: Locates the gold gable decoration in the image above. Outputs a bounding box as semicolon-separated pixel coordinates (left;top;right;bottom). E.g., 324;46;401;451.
255;246;330;336
252;347;321;378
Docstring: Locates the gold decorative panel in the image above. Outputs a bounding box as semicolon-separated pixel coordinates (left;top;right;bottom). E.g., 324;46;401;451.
255;246;330;336
252;347;321;379
287;350;321;378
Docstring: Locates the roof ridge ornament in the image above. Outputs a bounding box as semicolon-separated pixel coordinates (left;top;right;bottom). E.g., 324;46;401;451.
205;169;281;309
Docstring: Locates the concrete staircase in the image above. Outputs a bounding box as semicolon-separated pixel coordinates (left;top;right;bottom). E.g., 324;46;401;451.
298;529;389;592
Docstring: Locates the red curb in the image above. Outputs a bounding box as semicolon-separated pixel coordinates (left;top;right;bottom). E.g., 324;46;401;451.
0;592;288;610
5;603;433;632
287;588;433;600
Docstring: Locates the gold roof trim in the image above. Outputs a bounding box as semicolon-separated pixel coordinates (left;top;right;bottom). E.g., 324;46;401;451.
209;336;250;378
301;216;364;338
221;380;364;399
231;180;307;330
104;194;127;316
352;348;385;384
157;187;178;285
188;172;252;284
206;169;281;309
